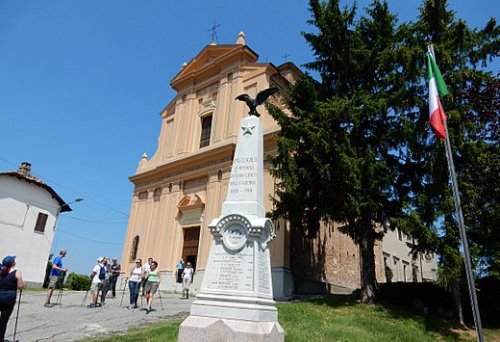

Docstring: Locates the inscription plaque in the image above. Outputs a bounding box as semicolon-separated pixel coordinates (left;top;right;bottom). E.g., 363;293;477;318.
206;245;254;292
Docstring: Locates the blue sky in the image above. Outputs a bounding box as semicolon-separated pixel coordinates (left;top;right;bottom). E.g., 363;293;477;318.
1;1;497;276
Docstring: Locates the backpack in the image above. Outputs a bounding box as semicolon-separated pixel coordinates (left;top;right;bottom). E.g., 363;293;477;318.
98;265;106;280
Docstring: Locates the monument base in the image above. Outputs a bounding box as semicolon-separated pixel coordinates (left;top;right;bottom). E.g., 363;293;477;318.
178;315;284;342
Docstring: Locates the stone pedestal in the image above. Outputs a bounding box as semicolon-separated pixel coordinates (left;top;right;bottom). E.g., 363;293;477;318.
178;116;284;341
178;316;284;342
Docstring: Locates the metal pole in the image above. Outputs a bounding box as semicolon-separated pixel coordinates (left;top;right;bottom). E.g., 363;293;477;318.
13;289;22;342
81;289;90;307
443;120;484;342
158;288;164;311
56;275;64;305
119;278;127;307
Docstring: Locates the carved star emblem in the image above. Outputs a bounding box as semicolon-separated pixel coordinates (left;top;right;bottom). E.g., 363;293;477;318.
241;124;255;136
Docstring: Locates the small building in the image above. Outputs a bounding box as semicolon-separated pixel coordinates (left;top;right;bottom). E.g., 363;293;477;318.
382;228;438;283
0;162;71;287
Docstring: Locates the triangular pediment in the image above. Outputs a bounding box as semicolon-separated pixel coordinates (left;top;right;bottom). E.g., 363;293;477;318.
170;44;258;89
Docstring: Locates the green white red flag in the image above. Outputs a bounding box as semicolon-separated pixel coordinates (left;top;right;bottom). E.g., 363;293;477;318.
427;51;448;139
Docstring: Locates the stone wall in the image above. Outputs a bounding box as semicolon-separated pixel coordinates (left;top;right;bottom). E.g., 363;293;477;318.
291;221;385;292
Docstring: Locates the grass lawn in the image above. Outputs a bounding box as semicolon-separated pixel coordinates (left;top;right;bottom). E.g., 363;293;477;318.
84;319;183;342
84;294;499;342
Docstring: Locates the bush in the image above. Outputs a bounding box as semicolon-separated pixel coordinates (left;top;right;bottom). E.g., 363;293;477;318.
470;277;500;327
66;273;91;291
378;282;453;316
378;279;500;328
42;257;53;288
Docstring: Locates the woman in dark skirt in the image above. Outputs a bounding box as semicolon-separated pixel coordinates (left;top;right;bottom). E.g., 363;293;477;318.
0;255;24;342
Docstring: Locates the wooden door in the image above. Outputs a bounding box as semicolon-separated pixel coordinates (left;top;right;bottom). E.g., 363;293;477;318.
182;226;200;270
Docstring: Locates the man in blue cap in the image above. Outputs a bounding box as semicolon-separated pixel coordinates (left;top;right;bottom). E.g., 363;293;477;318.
44;249;67;308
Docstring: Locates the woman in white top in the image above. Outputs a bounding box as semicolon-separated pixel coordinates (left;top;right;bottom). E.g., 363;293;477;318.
127;259;143;309
181;262;194;299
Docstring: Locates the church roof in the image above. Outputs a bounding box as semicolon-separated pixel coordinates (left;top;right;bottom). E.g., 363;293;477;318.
170;43;259;90
0;167;72;212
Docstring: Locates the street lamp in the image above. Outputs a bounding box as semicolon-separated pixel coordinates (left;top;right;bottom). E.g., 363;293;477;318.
60;198;84;212
52;198;84;248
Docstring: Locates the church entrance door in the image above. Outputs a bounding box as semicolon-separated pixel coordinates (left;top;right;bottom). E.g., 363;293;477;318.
182;226;200;270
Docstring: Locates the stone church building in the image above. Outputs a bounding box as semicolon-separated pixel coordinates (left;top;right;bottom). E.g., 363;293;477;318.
121;34;436;298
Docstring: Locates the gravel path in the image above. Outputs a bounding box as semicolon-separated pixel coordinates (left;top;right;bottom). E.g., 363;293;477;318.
3;290;194;342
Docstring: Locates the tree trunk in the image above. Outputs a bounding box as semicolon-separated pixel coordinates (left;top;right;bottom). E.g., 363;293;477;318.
360;219;377;305
452;283;465;326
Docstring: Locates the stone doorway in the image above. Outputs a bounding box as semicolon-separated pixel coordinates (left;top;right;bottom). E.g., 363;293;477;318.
182;226;200;271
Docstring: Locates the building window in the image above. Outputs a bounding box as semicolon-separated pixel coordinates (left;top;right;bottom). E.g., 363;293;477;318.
199;115;213;148
34;213;48;233
138;191;148;200
398;229;402;241
130;236;139;262
153;188;162;201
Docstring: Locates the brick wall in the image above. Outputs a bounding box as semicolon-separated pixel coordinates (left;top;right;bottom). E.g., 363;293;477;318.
291;221;385;291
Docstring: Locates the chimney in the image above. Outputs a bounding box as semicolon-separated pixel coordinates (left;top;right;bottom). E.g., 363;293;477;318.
18;162;31;176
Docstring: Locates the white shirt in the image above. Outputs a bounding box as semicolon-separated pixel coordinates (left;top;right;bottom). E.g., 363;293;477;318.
92;264;102;284
143;263;151;273
182;267;193;280
129;266;142;282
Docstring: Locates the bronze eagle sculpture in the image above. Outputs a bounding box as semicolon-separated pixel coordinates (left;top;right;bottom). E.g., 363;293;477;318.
235;87;279;117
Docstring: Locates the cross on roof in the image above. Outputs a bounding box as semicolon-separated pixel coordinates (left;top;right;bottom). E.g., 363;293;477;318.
208;21;221;43
283;52;291;61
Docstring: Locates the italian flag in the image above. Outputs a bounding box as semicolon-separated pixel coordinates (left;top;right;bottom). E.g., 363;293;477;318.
427;52;448;139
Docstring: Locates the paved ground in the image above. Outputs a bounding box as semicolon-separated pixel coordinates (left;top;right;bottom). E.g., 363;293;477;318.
4;290;194;342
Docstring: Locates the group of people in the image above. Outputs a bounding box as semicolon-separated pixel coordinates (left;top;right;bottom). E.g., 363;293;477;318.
126;257;194;312
127;257;159;312
42;250;122;309
0;250;196;340
88;255;194;313
87;256;122;309
174;257;194;299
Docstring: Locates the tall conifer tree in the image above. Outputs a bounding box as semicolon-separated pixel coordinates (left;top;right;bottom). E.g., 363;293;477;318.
269;0;498;309
395;0;499;324
269;0;410;304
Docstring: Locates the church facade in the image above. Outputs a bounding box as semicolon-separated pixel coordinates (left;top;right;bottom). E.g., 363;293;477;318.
121;34;436;298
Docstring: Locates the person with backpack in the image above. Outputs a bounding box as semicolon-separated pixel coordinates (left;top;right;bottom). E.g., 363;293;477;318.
87;257;105;309
99;257;111;306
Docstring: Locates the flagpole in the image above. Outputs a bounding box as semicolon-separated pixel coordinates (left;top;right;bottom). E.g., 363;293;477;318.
442;120;484;342
428;44;483;342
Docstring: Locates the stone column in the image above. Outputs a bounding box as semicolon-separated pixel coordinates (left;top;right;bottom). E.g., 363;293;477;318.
178;115;284;341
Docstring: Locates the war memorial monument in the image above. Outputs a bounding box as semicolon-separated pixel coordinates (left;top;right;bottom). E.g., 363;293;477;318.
178;89;285;341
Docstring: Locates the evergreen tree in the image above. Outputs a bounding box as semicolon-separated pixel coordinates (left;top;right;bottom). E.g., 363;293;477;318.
269;0;498;310
396;0;499;324
269;0;411;304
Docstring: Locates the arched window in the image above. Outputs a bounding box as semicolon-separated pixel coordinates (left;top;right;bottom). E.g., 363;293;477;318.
129;235;139;262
